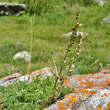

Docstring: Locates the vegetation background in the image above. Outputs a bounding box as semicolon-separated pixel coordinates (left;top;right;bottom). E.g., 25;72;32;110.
0;0;110;109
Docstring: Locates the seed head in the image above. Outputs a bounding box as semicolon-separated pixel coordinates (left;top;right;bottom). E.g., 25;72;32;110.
71;64;75;68
77;52;79;55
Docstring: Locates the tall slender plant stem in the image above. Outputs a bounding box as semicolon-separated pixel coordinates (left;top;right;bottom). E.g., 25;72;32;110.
28;1;37;79
44;12;83;105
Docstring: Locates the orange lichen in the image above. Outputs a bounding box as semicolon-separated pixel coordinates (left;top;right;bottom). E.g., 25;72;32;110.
81;104;84;107
64;79;70;84
90;106;93;108
44;72;110;110
107;103;110;108
57;101;64;108
96;106;102;110
76;76;83;81
64;94;79;106
52;108;57;110
69;97;78;104
86;107;89;110
64;96;69;99
101;93;107;97
78;95;82;98
70;94;76;99
104;107;109;110
59;106;66;110
100;80;110;85
77;89;88;95
96;107;101;110
65;101;70;107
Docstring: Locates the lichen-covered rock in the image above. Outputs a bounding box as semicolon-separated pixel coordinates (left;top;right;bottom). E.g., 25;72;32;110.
45;89;110;110
18;67;53;82
0;68;52;86
0;2;26;16
101;69;110;73
0;73;21;84
45;72;110;110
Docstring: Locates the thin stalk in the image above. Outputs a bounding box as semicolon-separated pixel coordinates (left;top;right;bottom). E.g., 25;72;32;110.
28;1;37;80
45;12;83;105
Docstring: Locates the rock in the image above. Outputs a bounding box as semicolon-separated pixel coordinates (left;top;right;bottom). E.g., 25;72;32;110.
18;67;53;82
103;15;110;23
16;11;24;16
0;68;53;86
45;72;110;110
62;32;88;38
93;0;107;6
0;73;21;84
101;69;110;73
0;2;26;16
13;51;30;62
45;89;110;110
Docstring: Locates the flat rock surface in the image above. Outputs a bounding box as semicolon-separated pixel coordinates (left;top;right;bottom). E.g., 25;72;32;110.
103;16;110;23
45;72;110;110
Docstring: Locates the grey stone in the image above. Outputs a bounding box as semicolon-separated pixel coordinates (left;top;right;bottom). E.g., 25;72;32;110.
13;51;30;62
93;0;107;6
0;73;21;84
103;16;110;23
0;68;52;87
0;2;26;16
45;89;110;110
45;72;110;110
